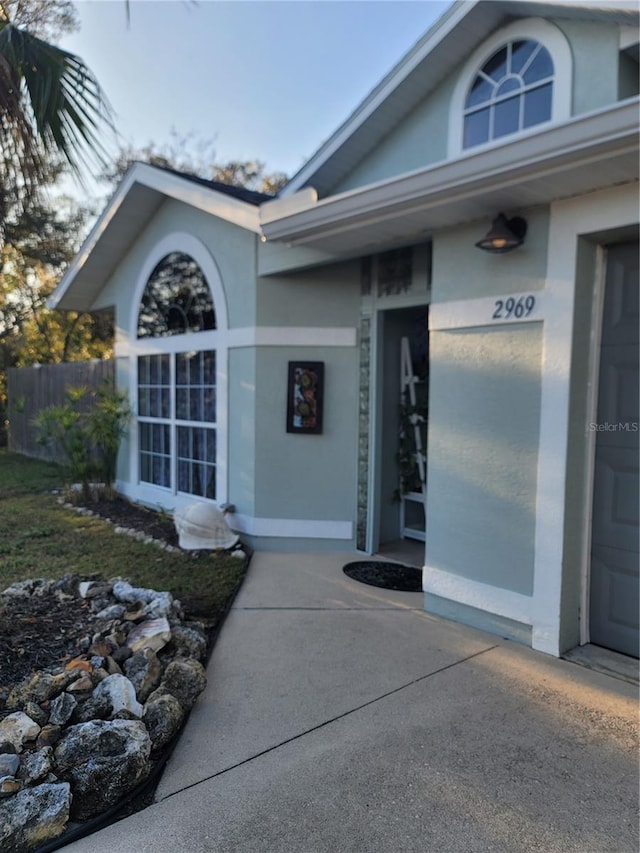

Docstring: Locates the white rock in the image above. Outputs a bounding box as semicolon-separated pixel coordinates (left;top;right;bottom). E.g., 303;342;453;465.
0;713;41;753
126;617;172;653
92;674;143;718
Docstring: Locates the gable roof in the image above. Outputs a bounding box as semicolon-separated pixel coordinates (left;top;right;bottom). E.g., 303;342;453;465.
146;163;275;206
50;162;267;312
281;0;639;199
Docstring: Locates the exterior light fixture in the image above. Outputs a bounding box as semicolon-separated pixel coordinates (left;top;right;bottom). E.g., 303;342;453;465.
475;213;527;254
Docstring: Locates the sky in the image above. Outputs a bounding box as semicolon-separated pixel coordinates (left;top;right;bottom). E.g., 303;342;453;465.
59;0;452;200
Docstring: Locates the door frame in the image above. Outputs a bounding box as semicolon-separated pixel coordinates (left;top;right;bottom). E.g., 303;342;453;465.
368;299;430;555
580;243;608;646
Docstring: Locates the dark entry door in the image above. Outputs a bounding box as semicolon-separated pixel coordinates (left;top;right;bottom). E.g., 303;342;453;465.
589;241;639;658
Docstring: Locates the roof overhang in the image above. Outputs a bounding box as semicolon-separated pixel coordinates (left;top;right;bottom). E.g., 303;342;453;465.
261;99;639;256
50;162;262;312
281;0;639;198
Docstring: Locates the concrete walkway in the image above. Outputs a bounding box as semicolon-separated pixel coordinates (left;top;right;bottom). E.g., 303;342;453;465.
64;552;638;852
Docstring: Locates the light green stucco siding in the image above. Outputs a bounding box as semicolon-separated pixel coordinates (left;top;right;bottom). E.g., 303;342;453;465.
432;209;549;302
256;259;361;327
228;347;257;518
325;18;625;196
426;323;543;596
553;19;620;115
253;345;358;529
331;76;453;195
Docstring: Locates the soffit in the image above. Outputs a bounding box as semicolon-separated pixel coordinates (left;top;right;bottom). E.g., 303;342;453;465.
261;101;639;258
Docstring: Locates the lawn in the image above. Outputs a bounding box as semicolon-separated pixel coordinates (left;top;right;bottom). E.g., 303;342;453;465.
0;450;247;616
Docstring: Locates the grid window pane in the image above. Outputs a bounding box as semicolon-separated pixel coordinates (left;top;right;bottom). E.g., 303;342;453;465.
464;39;554;150
523;46;553;84
176;425;216;499
523;83;552;128
493;95;520;139
138;349;216;497
464;108;490;148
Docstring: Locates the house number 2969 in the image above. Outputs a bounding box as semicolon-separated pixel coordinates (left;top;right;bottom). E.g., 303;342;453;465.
492;295;536;320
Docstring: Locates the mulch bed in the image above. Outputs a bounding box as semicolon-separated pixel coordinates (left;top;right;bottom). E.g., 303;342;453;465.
0;594;96;688
1;498;182;694
83;497;179;546
343;560;422;592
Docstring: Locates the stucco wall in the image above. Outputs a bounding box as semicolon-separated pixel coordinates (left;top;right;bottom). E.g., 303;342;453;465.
553;19;620;115
325;17;625;196
228;347;257;518
432;209;549;302
331;76;453;195
253;345;358;531
94;199;258;334
426;323;542;596
256;259;361;327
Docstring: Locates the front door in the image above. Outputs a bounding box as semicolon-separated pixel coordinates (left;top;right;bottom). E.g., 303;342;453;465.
589;241;639;658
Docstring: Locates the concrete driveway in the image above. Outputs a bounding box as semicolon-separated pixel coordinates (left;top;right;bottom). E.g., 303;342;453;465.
63;551;639;852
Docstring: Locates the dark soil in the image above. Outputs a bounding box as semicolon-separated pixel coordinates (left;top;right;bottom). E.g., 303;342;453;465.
1;499;181;693
0;593;96;688
83;497;179;546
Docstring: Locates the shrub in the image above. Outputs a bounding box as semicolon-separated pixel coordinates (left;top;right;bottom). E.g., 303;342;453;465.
34;382;130;498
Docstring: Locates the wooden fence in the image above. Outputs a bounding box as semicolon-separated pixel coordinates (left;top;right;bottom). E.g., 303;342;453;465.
7;360;115;462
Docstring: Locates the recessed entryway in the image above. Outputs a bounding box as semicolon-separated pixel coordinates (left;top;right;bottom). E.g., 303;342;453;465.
374;305;428;558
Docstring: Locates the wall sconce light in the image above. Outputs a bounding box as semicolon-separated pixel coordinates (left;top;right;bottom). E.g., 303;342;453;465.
475;213;527;254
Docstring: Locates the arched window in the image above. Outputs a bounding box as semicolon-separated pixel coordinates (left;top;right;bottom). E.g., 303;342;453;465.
463;40;554;149
448;19;571;157
132;239;226;506
137;252;216;338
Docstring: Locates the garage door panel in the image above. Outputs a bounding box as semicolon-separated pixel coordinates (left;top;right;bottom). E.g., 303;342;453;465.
590;545;640;658
590;241;639;658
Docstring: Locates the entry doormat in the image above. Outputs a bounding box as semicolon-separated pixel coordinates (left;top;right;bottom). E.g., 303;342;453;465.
343;561;422;592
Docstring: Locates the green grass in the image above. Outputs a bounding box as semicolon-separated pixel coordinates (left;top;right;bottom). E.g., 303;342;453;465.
0;450;247;615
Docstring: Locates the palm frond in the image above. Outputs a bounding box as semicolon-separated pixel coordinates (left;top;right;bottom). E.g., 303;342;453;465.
0;18;115;187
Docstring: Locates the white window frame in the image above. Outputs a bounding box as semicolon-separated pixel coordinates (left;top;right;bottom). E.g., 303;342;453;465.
128;232;229;512
448;18;572;158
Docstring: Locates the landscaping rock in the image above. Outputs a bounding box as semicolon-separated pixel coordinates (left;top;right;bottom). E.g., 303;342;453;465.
6;671;76;709
0;754;20;777
124;649;162;702
92;673;143;718
160;659;207;711
0;782;71;852
168;624;208;661
53;720;151;820
17;747;53;784
0;713;41;752
126;616;171;653
142;691;185;752
2;578;54;599
36;725;63;749
48;692;78;726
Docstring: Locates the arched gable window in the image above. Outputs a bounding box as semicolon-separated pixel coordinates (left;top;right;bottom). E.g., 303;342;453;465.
137;252;216;338
448;19;572;157
131;236;227;507
463;40;553;149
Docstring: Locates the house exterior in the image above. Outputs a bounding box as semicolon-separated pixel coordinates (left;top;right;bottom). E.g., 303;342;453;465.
50;0;639;660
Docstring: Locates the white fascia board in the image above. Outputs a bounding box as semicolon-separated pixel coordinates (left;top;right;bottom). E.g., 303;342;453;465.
259;187;318;224
47;167;139;310
264;99;640;244
280;0;477;197
48;162;261;311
